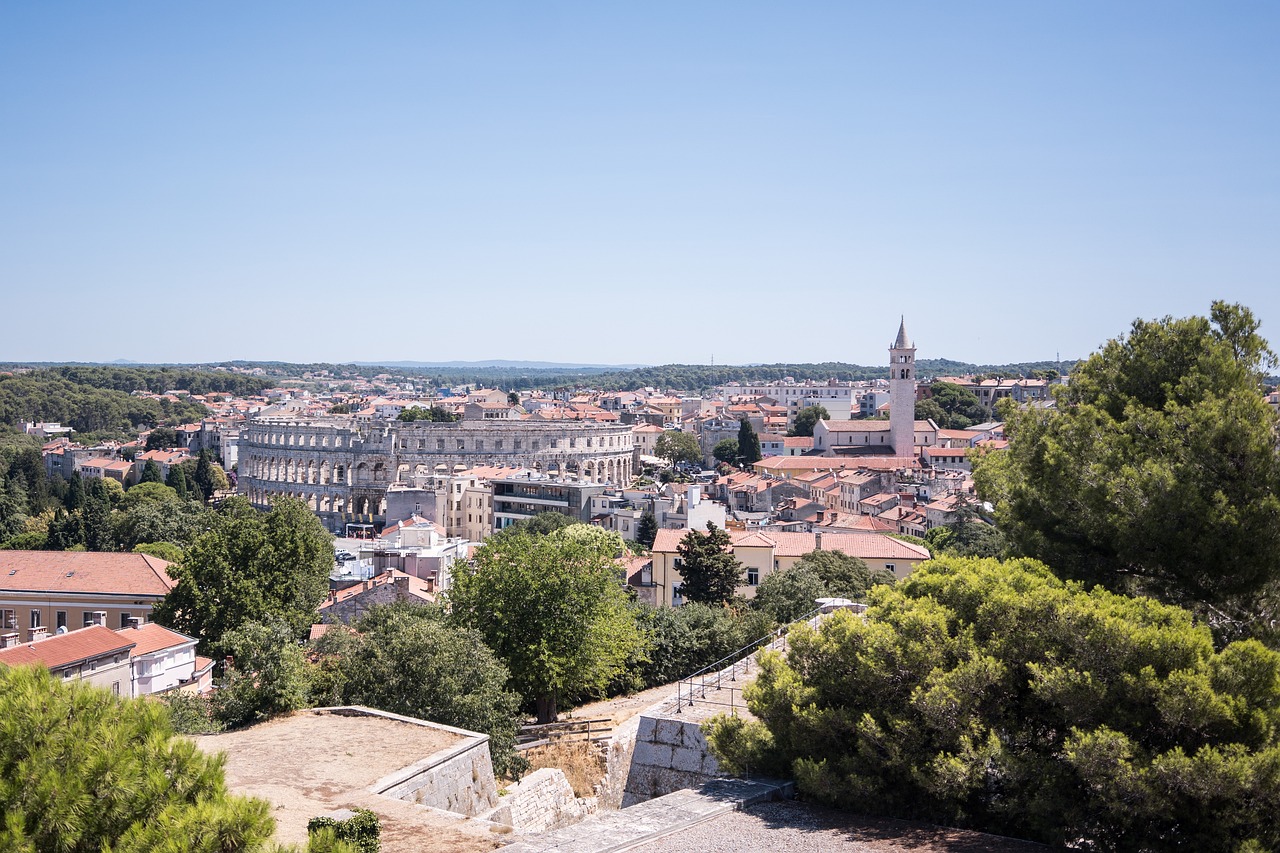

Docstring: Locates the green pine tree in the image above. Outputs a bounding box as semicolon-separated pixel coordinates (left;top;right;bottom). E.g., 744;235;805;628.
676;522;745;605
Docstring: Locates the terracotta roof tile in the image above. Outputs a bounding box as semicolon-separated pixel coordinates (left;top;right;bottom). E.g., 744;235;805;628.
0;551;176;597
0;625;135;669
115;622;196;657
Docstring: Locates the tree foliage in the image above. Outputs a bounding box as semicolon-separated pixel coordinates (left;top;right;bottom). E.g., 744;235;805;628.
916;382;989;429
154;496;333;655
751;563;826;623
0;665;278;852
973;302;1280;629
312;604;524;776
636;510;658;549
793;549;895;600
396;405;459;422
145;426;179;450
712;438;739;466
737;418;762;465
449;528;644;723
706;556;1280;852
788;405;829;437
654;430;701;467
675;523;744;606
212;618;313;729
0;370;211;439
632;602;775;687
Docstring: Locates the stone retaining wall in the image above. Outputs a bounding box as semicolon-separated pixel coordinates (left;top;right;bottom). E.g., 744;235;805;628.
325;706;499;817
622;714;721;807
483;768;598;833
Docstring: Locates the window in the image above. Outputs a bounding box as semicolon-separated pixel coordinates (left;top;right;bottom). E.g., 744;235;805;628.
514;439;522;450
885;563;896;575
120;612;131;629
112;682;120;696
495;439;503;450
29;610;40;629
438;438;446;450
82;611;94;628
475;440;484;451
747;570;759;585
56;611;66;630
0;610;13;630
457;439;465;450
532;440;540;450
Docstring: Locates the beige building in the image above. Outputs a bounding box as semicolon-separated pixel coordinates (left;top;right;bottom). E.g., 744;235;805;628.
0;551;176;640
648;528;930;608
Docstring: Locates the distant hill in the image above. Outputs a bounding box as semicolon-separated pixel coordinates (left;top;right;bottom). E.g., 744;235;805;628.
351;360;649;370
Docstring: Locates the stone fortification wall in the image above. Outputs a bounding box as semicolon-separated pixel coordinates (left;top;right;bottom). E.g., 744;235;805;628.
237;415;634;528
324;706;500;817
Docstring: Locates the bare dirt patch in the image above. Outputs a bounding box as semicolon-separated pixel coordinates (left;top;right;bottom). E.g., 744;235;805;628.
193;710;501;853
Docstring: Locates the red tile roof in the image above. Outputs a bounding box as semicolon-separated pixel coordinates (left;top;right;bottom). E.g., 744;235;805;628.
651;528;930;560
0;625;135;669
0;551;176;597
115;622;196;657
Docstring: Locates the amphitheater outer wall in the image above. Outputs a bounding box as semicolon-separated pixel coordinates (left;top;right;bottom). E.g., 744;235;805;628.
236;416;635;529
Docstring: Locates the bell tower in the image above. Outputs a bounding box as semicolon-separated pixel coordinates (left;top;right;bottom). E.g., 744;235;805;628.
889;317;917;458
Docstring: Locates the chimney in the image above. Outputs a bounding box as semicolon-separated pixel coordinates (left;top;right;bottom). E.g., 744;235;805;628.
2;632;20;648
28;626;48;643
128;616;144;629
815;531;823;551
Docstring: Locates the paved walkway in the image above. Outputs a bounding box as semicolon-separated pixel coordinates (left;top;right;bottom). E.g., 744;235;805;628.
501;779;793;853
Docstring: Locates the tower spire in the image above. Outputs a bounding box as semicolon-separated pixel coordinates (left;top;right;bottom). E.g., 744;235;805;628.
894;316;912;350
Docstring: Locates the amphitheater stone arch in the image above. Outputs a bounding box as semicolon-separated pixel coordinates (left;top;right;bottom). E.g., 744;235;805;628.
236;415;635;532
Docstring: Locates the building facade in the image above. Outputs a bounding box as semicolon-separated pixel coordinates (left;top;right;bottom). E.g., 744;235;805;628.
237;415;635;530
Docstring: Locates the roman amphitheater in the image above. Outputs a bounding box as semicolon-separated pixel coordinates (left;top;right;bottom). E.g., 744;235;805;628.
237;415;635;529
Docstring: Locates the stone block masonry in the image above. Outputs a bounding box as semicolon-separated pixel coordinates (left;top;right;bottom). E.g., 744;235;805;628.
480;768;598;834
622;714;721;807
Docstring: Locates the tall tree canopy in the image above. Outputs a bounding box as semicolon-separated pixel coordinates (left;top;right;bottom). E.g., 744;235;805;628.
788;405;829;437
448;527;644;722
712;438;739;466
312;604;523;776
737;418;763;465
915;382;989;429
973;302;1280;630
155;496;333;655
676;522;744;606
707;556;1280;852
654;430;702;467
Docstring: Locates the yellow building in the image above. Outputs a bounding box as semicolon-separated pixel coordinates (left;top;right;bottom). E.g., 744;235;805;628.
0;551;176;640
648;528;930;608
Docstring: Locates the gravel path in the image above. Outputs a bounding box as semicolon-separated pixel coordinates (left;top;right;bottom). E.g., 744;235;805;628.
632;799;1047;853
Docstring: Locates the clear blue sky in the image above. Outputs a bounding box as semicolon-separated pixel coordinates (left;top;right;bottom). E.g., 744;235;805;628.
2;2;1277;367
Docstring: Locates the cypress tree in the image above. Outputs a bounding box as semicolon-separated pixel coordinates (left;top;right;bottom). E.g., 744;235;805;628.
738;418;763;465
140;459;163;484
166;465;189;501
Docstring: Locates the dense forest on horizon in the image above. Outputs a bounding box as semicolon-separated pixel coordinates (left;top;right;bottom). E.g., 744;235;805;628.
0;367;265;440
3;357;1081;394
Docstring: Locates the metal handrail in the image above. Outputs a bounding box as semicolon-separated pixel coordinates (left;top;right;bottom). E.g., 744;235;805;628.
674;605;828;715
